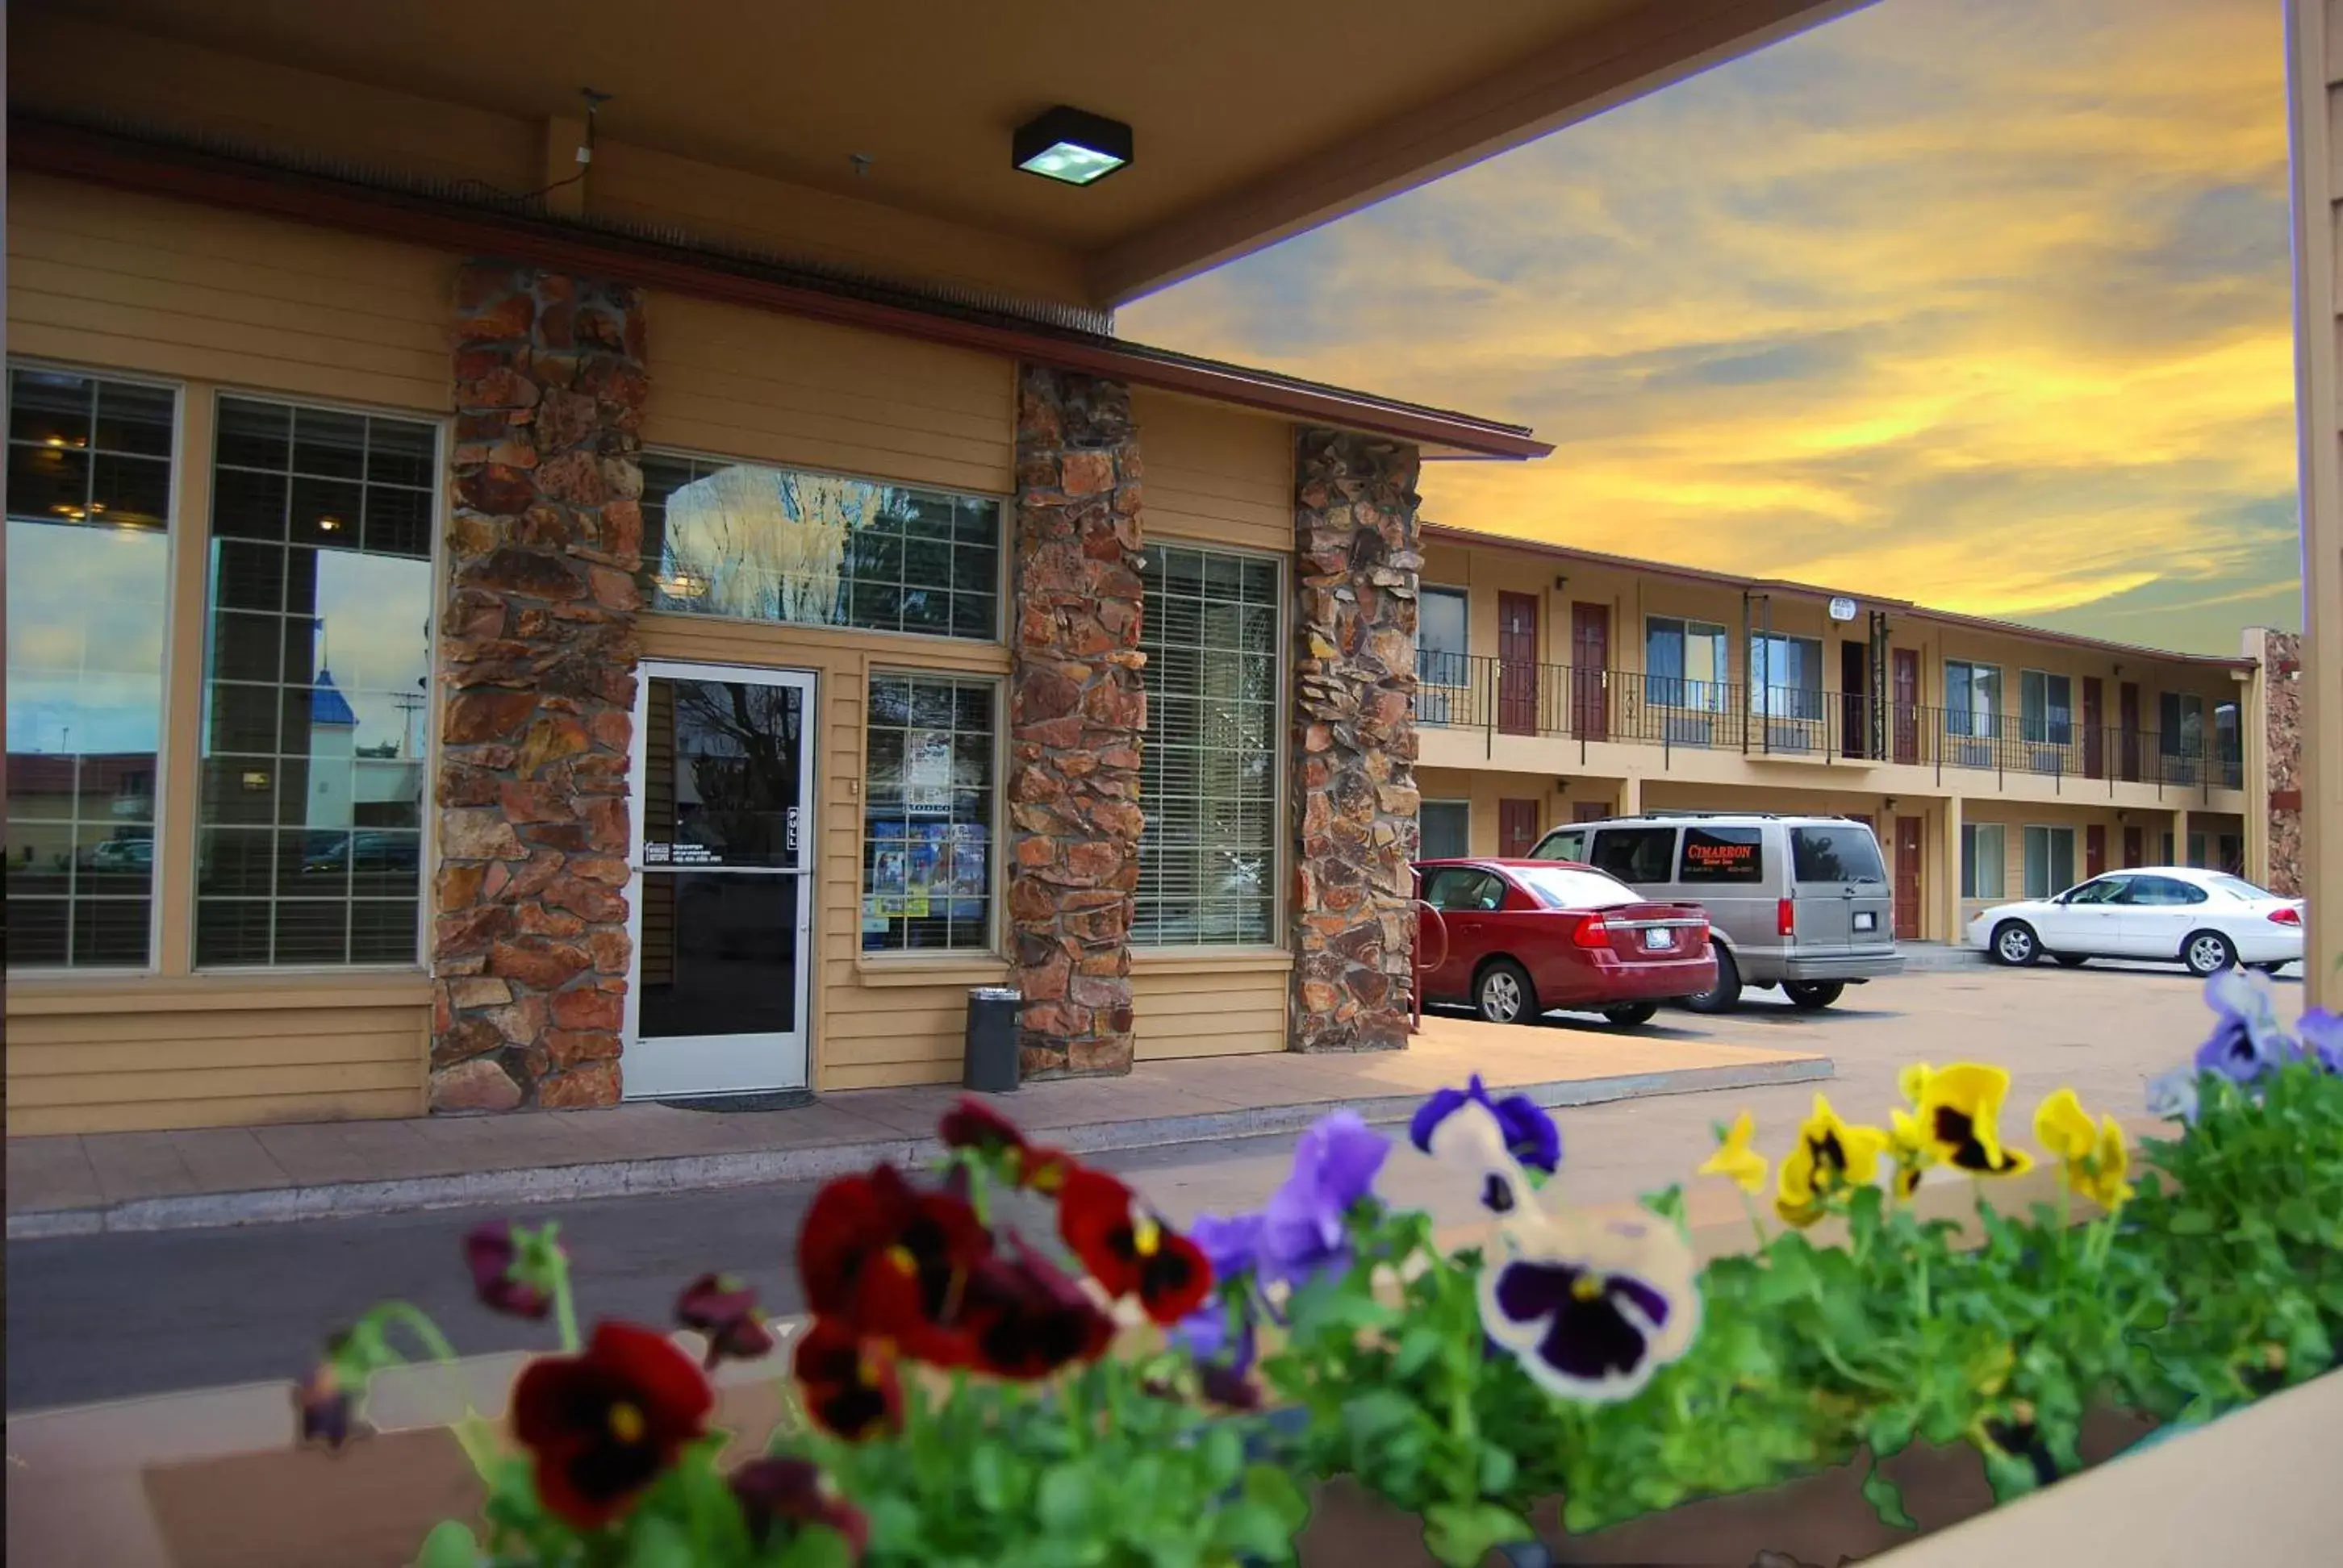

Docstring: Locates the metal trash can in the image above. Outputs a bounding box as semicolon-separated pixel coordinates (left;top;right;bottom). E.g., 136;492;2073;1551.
963;986;1022;1093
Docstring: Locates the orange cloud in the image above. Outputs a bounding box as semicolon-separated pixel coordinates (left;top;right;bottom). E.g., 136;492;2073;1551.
1121;0;2300;653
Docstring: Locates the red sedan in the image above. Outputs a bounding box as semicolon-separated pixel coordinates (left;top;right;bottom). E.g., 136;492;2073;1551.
1414;858;1716;1028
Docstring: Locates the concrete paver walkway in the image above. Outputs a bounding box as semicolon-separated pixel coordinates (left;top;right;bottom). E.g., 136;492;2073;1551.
6;1013;1827;1236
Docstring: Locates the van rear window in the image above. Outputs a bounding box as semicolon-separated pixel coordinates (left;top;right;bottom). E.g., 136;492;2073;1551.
1791;825;1886;884
1680;827;1763;883
1588;827;1676;883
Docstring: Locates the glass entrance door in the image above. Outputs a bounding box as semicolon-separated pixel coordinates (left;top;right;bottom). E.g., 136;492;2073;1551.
624;661;815;1099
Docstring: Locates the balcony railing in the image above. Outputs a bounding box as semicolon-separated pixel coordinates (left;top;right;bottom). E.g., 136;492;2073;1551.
1413;653;2245;796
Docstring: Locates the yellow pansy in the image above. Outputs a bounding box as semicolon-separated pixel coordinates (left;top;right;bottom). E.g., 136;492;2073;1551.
1898;1061;1933;1105
1911;1063;2032;1178
1698;1110;1769;1194
1887;1107;1935;1199
1773;1094;1890;1224
2032;1089;2097;1165
2082;1116;2132;1209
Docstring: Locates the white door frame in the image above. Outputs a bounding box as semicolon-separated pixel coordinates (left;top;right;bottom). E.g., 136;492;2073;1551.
622;658;817;1100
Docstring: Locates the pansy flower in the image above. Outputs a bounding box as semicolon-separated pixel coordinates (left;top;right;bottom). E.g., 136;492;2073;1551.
938;1097;1026;1155
2144;1065;2201;1124
729;1457;869;1559
792;1316;902;1441
1773;1094;1890;1226
2081;1116;2132;1209
798;1165;992;1365
2032;1088;2097;1165
1478;1210;1701;1403
2034;1088;2132;1208
1257;1111;1392;1282
466;1220;553;1320
1410;1074;1561;1175
1012;1144;1078;1195
674;1274;776;1369
1886;1107;1934;1199
511;1321;714;1530
1695;1110;1768;1194
1058;1166;1213;1324
2295;1007;2343;1076
1169;1211;1267;1361
294;1357;356;1451
2196;968;2294;1084
1414;1092;1541;1225
959;1233;1117;1378
1903;1061;2032;1177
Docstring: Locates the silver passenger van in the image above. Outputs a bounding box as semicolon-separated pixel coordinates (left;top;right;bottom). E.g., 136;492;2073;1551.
1528;811;1903;1012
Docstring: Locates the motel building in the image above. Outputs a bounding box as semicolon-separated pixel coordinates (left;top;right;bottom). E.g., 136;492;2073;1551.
0;0;2300;1141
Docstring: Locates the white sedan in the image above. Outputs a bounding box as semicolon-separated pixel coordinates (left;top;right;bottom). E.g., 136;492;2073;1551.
1967;866;2303;977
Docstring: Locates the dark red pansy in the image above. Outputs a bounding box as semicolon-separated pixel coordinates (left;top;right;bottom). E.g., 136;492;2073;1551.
466;1221;553;1320
1013;1144;1076;1195
1057;1166;1213;1325
293;1360;355;1450
511;1320;714;1530
799;1165;993;1366
792;1316;903;1441
730;1457;869;1560
959;1234;1117;1380
674;1274;777;1369
939;1097;1027;1154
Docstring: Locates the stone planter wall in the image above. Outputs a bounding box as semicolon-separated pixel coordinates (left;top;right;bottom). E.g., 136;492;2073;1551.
1289;430;1422;1053
1007;366;1147;1078
428;263;649;1112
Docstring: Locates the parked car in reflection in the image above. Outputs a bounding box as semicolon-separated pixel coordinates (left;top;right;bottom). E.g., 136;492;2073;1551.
1414;857;1716;1028
87;835;154;873
1965;866;2303;977
301;830;422;878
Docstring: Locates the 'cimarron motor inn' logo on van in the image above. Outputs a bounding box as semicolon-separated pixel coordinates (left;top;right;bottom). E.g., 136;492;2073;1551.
1685;840;1755;869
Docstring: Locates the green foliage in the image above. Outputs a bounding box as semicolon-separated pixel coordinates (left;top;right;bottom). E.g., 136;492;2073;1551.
778;1361;1307;1568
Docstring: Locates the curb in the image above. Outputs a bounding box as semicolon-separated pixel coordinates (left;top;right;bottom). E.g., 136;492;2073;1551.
7;1055;1831;1240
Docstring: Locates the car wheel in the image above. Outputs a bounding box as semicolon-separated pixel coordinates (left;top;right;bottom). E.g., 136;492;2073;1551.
2183;930;2237;978
1682;942;1742;1014
1474;959;1538;1025
1602;1001;1660;1028
2053;953;2089;969
1990;921;2040;966
1781;981;1844;1011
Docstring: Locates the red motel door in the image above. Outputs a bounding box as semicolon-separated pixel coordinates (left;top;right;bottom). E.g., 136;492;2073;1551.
1498;592;1539;736
1499;799;1541;857
1891;648;1919;764
1571;601;1610;740
2086;824;2107;879
2082;678;2104;778
1894;817;1923;940
1572;799;1610;823
2123;825;2145;868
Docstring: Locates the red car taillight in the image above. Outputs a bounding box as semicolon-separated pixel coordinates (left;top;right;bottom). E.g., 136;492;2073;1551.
2270;907;2303;927
1777;897;1796;937
1572;915;1614;949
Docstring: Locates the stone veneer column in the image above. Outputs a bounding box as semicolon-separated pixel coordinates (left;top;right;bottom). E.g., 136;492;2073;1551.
428;263;649;1112
1006;366;1147;1078
1290;429;1422;1053
2266;628;2304;895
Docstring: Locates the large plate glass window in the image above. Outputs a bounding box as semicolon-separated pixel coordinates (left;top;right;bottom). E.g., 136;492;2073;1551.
2159;692;2206;783
2022;824;2076;901
1416;586;1469;725
1945;660;2003;765
2019;669;2073;772
1748;632;1823;750
637;456;1000;641
1137;544;1279;946
1420;800;1471;861
1647;616;1729;744
862;674;996;953
195;397;436;966
6;367;176;967
1961;823;2007;900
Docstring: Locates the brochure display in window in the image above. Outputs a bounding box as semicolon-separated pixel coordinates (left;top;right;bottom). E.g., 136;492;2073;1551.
862;675;995;952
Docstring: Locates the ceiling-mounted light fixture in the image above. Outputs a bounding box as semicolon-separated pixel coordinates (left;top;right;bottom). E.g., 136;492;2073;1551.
1013;105;1133;186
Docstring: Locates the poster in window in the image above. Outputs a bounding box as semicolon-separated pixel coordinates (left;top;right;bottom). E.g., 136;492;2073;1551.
906;825;946;920
905;730;954;815
949;828;989;919
870;845;908;916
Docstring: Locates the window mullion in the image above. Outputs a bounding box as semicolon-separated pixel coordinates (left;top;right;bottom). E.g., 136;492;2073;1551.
156;388;217;975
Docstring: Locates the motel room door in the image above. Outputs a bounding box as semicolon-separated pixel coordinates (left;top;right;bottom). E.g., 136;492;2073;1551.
624;661;816;1100
1497;591;1541;736
1499;799;1543;858
1571;601;1610;740
1891;648;1919;764
1894;817;1923;940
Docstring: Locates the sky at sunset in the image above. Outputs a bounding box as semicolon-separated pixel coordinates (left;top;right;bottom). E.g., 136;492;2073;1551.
1121;0;2302;657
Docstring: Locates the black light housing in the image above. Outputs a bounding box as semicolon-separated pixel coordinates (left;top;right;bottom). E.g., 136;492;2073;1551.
1013;105;1134;186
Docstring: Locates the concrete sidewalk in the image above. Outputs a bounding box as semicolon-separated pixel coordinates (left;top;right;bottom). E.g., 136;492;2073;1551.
7;1013;1828;1237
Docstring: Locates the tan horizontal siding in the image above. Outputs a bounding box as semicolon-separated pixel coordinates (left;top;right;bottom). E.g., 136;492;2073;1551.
7;174;454;411
1132;388;1295;554
1134;969;1288;1060
644;294;1015;495
10;1090;424;1139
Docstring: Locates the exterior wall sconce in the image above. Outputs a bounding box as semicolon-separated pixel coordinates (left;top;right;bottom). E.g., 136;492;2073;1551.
1013;106;1133;186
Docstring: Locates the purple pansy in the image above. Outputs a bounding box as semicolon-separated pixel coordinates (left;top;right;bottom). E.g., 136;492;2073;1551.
1485;1257;1678;1399
2143;1065;2201;1124
2194;969;2294;1084
1255;1111;1389;1285
1409;1074;1561;1174
1169;1211;1268;1359
2295;1008;2343;1076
